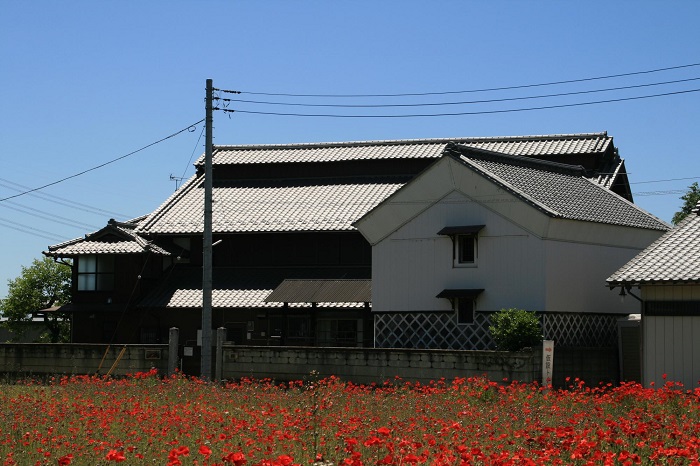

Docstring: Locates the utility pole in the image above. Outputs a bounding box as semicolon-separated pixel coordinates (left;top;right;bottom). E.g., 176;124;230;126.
201;78;214;379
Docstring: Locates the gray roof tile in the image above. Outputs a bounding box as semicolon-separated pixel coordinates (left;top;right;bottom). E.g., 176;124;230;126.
452;146;669;231
607;208;700;285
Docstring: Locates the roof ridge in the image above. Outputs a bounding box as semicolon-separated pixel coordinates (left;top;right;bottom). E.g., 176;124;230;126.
448;143;588;177
212;132;609;151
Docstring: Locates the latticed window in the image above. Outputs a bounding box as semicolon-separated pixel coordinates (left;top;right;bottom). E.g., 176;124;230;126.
77;255;115;291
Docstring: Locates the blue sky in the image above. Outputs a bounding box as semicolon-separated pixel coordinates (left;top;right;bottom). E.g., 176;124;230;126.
1;1;698;299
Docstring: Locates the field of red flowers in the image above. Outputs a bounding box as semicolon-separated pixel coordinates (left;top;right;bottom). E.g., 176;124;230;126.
0;370;699;466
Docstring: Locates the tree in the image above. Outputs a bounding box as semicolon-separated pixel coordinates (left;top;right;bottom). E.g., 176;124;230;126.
489;308;542;351
672;182;700;225
0;257;71;342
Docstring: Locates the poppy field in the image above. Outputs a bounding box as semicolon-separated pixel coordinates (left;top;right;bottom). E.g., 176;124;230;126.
1;370;699;466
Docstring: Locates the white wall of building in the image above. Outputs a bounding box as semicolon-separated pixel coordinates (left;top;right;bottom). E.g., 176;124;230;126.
544;239;645;315
371;190;546;313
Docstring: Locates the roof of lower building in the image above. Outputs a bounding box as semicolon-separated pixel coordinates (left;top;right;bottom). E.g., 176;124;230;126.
45;217;170;257
607;203;700;285
137;267;370;309
265;279;371;303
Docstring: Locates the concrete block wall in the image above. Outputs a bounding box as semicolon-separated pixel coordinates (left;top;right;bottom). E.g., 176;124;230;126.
221;346;540;385
0;344;169;377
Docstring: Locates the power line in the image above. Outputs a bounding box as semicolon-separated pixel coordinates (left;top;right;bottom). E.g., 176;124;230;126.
220;62;700;98
181;124;205;181
0;179;130;218
630;176;699;185
217;76;700;108
0;217;65;242
0;201;99;231
217;88;700;118
634;189;688;197
0;119;205;203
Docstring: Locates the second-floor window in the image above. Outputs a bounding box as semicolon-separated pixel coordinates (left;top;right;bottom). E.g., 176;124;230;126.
437;225;483;268
455;234;477;266
77;255;115;291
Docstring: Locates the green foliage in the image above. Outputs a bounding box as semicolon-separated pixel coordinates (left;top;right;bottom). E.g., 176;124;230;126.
0;257;71;342
672;182;700;225
489;308;542;351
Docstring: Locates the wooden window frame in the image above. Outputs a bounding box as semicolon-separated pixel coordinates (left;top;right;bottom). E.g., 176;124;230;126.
77;255;115;291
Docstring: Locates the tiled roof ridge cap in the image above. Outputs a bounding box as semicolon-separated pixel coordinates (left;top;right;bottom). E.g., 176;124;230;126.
448;143;588;177
218;174;412;185
212;132;609;151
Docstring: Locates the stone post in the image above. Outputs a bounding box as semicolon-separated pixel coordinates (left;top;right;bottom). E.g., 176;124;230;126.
168;327;179;376
215;327;226;381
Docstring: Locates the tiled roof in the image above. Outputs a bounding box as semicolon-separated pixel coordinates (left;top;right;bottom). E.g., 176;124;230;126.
45;217;170;257
607;206;700;285
137;176;407;234
451;146;669;231
48;241;149;255
141;133;621;236
138;267;369;309
202;133;612;165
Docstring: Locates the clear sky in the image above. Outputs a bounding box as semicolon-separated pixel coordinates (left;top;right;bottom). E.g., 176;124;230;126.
1;1;698;299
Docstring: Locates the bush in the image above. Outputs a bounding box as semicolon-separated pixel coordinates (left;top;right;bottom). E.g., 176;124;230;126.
489;308;542;351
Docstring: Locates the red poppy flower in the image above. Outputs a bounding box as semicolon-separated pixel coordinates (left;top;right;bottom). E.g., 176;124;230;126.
105;449;126;462
223;452;246;466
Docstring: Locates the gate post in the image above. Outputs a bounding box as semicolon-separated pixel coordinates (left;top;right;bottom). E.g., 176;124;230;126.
168;327;179;376
215;327;226;381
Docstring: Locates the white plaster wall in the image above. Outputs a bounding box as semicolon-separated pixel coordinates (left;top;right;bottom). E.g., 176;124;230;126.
543;239;647;314
371;190;546;313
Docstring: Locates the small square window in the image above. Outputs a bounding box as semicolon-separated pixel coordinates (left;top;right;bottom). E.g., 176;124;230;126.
454;234;477;267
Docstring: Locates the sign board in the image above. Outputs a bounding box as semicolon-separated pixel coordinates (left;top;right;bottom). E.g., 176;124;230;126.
183;346;194;357
542;340;554;386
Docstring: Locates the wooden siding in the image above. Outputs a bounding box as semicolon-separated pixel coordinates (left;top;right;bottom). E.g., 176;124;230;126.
641;285;700;388
643;315;700;388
